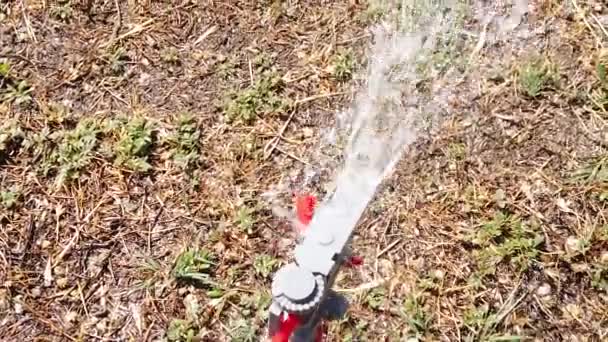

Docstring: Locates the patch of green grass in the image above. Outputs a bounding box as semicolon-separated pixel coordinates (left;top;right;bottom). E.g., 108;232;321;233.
172;247;215;284
252;53;273;73
239;290;272;318
402;292;431;336
235;205;256;235
105;47;129;75
228;318;257;342
0;61;22;102
0;61;9;77
216;55;239;79
48;119;103;186
517;57;558;98
161;47;180;64
446;142;466;161
223;71;291;124
253;254;278;278
166;318;198;342
113;117;154;173
135;257;164;291
591;55;608;110
331;50;355;82
365;287;386;310
0;119;24;155
1;80;33;105
167;113;201;171
1;188;20;209
572;155;608;183
468;212;544;286
591;263;607;292
50;0;73;21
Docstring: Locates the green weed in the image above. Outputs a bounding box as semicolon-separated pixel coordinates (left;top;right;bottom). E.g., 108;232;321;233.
518;58;558;98
105;47;129;75
229;318;257;342
172;248;215;284
166;319;198;342
167;113;201;171
0;61;9;77
161;47;180;64
365;287;386;310
1;188;20;209
2;80;33;105
216;56;239;79
591;263;608;292
235;206;256;234
468;213;544;285
223;72;291;124
50;1;73;21
135;257;164;291
49;119;103;186
446;142;466;161
331;50;355;82
0;120;24;155
114;117;154;172
572;155;608;183
253;254;278;278
402;292;431;335
591;56;608;110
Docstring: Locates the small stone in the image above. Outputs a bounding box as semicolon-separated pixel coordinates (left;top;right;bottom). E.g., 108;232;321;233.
302;127;314;138
601;252;608;264
31;287;42;298
570;263;589;273
41;240;51;249
13;296;23;315
56;277;69;289
95;318;107;332
65;311;78;323
433;269;445;280
565;236;581;255
537;283;551;297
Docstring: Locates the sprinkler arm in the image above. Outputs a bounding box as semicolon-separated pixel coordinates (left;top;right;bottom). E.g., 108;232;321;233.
267;194;363;341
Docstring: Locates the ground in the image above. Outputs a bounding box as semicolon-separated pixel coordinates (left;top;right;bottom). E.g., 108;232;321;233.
0;0;607;341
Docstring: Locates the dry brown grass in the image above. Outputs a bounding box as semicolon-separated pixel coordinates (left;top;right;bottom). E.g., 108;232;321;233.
0;1;607;341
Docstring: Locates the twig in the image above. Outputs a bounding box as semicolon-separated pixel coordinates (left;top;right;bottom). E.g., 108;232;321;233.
275;146;310;165
248;59;254;86
148;205;165;254
591;12;608;38
100;19;154;48
263;109;296;159
110;0;122;42
20;0;37;43
570;0;604;48
53;231;79;267
336;277;390;293
193;25;218;46
78;281;90;318
295;91;349;105
376;239;402;258
263;91;349;159
574;109;608;149
143;319;155;341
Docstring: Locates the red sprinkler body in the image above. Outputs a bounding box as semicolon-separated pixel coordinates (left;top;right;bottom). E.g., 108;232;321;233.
267;193;362;342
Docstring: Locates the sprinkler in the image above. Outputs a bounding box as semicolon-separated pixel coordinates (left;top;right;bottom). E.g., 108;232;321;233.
267;194;363;342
